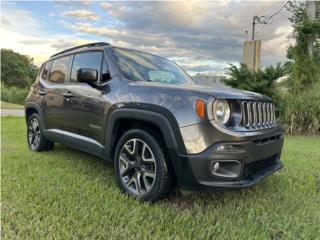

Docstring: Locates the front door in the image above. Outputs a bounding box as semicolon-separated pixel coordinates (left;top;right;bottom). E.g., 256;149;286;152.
63;51;108;144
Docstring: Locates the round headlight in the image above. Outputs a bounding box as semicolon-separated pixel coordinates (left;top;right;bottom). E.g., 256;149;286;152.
213;99;231;125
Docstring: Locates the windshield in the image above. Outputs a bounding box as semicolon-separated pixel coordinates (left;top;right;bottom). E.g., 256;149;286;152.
113;48;194;84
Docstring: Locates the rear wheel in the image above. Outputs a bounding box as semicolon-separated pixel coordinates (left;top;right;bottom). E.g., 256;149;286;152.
114;129;174;202
27;113;54;151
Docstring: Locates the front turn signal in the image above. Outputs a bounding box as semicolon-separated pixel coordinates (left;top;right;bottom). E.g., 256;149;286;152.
196;99;205;119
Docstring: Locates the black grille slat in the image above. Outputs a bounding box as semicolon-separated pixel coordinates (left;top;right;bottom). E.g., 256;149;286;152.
240;100;276;129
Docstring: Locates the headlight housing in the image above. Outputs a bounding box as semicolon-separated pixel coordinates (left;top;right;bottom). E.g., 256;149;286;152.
213;99;231;125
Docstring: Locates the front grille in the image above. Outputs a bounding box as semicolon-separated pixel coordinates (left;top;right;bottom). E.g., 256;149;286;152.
243;154;278;178
240;101;276;129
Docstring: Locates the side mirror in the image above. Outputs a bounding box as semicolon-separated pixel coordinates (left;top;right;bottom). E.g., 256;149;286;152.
77;68;98;83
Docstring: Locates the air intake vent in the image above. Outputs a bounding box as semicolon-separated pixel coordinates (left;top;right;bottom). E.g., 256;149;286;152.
240;101;276;129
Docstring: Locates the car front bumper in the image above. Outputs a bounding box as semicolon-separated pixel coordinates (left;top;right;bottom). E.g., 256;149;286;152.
174;128;284;191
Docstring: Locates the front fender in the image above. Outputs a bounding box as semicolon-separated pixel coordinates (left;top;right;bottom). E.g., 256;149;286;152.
105;108;186;153
104;108;188;178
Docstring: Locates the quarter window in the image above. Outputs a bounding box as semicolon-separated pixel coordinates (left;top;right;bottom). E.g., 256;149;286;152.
49;56;72;84
71;51;103;83
41;61;51;80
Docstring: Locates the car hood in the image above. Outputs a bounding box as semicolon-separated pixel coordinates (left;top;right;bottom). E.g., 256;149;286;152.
132;81;272;101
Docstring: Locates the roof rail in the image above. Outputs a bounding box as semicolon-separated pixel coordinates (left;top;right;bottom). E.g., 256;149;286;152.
50;42;110;58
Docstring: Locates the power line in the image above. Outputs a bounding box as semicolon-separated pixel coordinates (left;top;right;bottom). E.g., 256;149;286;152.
255;24;268;36
269;1;287;18
252;1;289;39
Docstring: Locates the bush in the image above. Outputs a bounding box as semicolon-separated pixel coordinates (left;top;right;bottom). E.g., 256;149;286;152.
225;63;320;134
225;63;284;98
1;49;38;89
275;83;320;134
1;85;29;105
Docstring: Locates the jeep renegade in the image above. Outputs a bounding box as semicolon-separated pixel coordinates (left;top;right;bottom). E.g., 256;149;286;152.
25;42;284;201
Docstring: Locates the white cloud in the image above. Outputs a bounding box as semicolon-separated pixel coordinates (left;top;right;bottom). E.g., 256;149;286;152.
1;7;40;32
54;0;91;6
100;2;112;10
0;5;96;66
62;10;100;20
96;1;293;69
1;1;294;73
1;28;53;65
0;27;93;66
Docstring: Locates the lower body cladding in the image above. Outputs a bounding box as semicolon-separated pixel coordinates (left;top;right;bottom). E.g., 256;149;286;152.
174;126;284;191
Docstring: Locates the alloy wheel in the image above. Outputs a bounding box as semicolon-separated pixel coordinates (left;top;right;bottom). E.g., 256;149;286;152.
28;118;41;150
119;138;157;196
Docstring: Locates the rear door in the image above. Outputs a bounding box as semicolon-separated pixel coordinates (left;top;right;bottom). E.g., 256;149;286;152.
42;55;73;133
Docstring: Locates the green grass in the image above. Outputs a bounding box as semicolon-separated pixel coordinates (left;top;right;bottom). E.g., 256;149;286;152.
1;117;320;239
1;101;24;109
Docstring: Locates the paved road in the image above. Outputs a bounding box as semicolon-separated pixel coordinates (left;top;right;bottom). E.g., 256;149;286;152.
1;109;24;117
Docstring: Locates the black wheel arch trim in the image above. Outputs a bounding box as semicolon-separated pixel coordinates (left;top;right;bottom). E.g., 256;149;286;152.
24;102;46;129
105;107;187;157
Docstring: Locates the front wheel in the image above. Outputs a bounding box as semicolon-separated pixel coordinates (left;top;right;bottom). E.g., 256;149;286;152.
27;113;54;151
114;129;175;202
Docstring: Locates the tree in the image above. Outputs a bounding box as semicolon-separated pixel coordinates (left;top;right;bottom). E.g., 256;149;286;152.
286;1;320;92
1;49;38;88
225;63;284;97
224;2;320;134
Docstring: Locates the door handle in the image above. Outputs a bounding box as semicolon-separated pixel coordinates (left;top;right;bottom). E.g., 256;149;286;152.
39;90;46;96
62;92;73;98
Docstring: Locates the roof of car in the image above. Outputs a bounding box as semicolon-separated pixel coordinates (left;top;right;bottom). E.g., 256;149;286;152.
49;42;111;59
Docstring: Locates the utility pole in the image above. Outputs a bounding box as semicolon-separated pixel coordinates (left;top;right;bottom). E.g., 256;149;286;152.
306;1;317;56
252;16;259;40
243;15;268;70
244;1;290;71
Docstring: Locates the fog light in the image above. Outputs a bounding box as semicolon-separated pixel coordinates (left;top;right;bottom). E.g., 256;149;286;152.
211;160;241;178
213;162;220;172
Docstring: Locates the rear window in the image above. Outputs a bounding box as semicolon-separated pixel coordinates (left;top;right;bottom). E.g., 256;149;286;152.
49;55;73;84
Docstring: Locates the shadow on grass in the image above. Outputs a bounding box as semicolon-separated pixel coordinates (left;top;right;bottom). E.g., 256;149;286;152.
164;175;282;210
53;143;112;166
48;143;283;210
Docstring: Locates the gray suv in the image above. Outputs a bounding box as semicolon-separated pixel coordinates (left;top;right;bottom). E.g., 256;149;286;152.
25;42;284;201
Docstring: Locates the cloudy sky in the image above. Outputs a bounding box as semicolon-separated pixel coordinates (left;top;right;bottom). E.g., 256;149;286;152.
1;0;293;75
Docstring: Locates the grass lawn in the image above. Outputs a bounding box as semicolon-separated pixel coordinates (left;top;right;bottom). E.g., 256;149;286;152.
1;101;24;109
1;117;320;239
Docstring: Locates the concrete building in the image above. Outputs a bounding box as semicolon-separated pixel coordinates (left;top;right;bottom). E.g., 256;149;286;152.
243;40;261;71
193;73;227;86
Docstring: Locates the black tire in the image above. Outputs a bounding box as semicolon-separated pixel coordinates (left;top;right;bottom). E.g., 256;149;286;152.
114;129;175;202
27;113;54;152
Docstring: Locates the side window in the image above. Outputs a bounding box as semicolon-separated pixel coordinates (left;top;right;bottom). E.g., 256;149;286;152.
49;55;72;84
70;51;103;83
41;62;51;80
